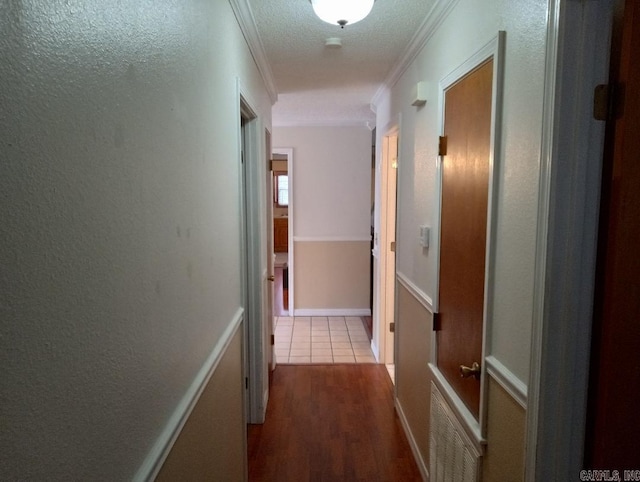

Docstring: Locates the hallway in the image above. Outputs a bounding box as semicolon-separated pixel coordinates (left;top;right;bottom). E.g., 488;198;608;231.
247;364;421;481
1;0;620;479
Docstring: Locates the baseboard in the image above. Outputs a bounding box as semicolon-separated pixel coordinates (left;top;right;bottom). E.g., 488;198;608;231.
396;398;430;481
293;308;372;317
370;339;380;361
262;387;269;421
134;308;244;482
293;236;371;242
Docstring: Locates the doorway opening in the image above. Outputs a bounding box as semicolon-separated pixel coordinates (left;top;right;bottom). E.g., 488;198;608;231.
239;88;271;425
376;125;399;377
271;148;293;319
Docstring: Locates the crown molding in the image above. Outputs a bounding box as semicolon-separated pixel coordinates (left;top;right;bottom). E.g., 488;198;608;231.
371;0;460;108
228;0;278;104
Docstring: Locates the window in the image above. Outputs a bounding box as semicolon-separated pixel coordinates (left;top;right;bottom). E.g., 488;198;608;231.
274;171;288;207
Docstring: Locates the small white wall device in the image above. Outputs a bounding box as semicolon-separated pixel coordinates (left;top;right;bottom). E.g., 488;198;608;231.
419;225;430;248
411;81;428;107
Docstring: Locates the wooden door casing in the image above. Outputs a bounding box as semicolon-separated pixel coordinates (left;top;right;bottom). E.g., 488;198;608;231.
437;59;493;419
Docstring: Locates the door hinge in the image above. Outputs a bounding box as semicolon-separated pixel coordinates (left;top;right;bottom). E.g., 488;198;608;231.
271;334;275;345
269;159;274;171
245;377;249;389
433;312;441;331
593;84;624;121
390;241;396;252
438;136;448;156
389;322;395;333
594;84;613;121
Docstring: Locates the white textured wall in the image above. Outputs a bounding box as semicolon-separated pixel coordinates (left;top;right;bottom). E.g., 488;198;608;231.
376;0;547;383
273;126;372;238
0;1;270;479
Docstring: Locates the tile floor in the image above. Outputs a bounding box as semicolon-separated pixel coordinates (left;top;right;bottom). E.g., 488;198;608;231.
275;316;377;364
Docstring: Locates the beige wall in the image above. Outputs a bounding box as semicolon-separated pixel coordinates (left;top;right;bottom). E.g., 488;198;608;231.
482;378;526;481
156;326;245;481
396;282;527;481
294;241;370;310
395;283;432;472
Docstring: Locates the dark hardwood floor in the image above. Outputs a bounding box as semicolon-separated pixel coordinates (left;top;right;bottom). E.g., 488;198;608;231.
247;365;422;481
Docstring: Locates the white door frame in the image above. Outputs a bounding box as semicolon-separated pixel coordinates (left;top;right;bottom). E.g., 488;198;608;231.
372;116;400;364
429;33;505;450
382;127;398;365
272;147;294;314
237;79;269;424
265;130;276;372
526;1;614;479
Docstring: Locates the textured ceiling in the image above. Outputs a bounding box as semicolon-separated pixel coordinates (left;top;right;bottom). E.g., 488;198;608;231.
248;0;436;126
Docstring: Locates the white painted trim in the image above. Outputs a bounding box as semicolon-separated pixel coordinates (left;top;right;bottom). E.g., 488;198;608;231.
525;0;558;471
396;398;430;481
374;117;401;367
438;32;505;102
525;1;562;476
273;148;294;314
371;0;461;107
370;338;380;362
228;0;278;104
480;30;506;443
396;271;434;313
239;79;269;425
429;363;486;453
237;80;252;429
526;2;613;480
485;356;527;410
432;161;443;315
293;308;371;317
434;31;505;442
293;236;372;242
134;309;244;482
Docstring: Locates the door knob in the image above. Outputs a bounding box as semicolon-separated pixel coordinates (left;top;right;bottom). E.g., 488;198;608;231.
459;362;481;380
267;275;275;281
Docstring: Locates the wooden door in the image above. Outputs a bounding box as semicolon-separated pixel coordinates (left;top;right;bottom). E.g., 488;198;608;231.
437;59;493;419
586;0;640;468
266;134;276;372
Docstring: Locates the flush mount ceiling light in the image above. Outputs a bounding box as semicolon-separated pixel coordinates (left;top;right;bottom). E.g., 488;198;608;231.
310;0;375;28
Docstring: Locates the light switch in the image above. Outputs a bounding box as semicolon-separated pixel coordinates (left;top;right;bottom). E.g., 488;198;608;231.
419;225;430;248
